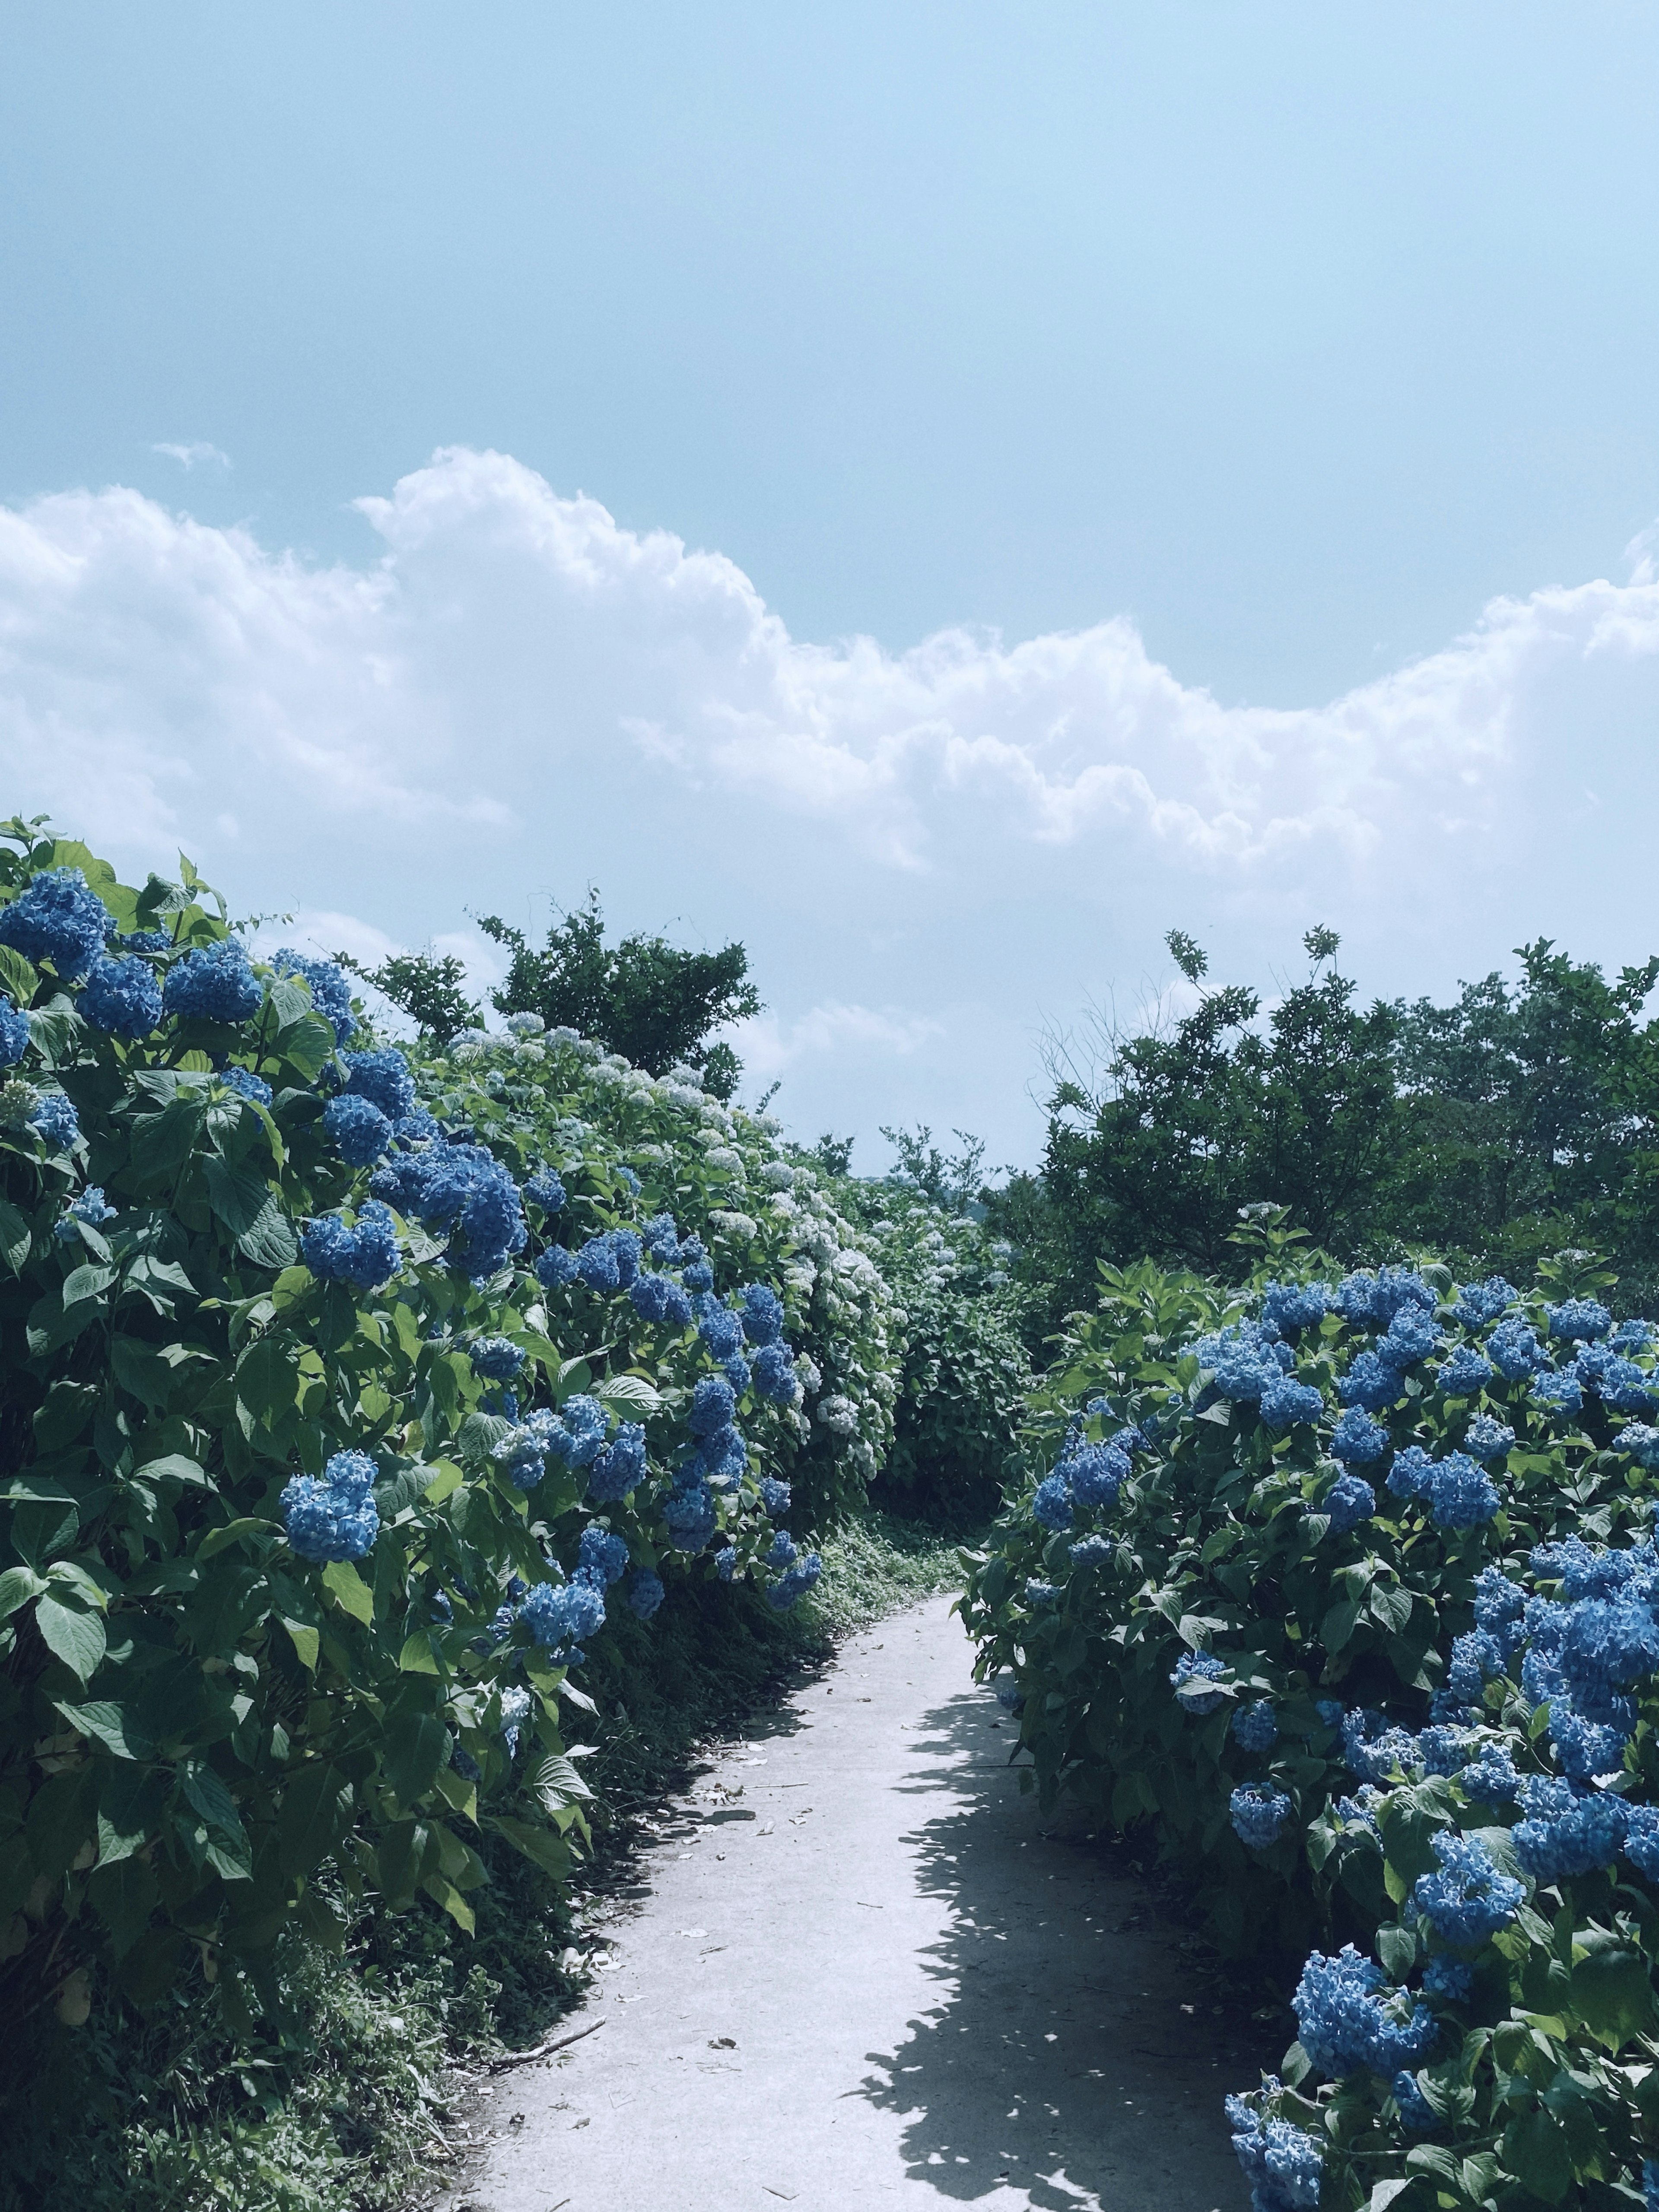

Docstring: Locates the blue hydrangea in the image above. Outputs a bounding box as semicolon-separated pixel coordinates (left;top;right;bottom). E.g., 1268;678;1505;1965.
765;1530;798;1571
713;1547;738;1582
578;1526;631;1586
1260;1281;1330;1335
1232;1698;1278;1752
1437;1344;1494;1397
0;993;28;1068
537;1246;580;1290
1335;1268;1437;1329
271;950;358;1044
752;1341;798;1403
699;1304;746;1361
588;1422;648;1503
641;1211;679;1259
1293;1945;1437;2078
27;1090;79;1152
1413;1831;1522;1943
1171;1651;1227;1714
1230;1783;1291;1850
1574;1343;1657;1413
1322;1472;1376;1535
1550;1706;1630;1782
758;1476;791;1518
55;1185;117;1241
0;868;113;979
1547;1297;1612;1342
1474;1567;1529;1651
164;938;262;1023
1061;1440;1129;1511
1531;1367;1585;1417
766;1551;823;1609
628;1569;666;1619
525;1168;566;1212
324;1092;394;1168
331;1049;413;1124
371;1139;526;1278
1453;1275;1518;1327
1447;1630;1503;1706
394;1108;439;1145
996;1678;1024;1711
1193;1319;1286;1402
689;1376;737;1437
1622;1805;1659;1880
1614;1318;1656;1352
1342;1710;1423;1785
494;1410;562;1489
299;1201;403;1290
80;954;163;1040
1024;1579;1061;1607
220;1065;273;1106
523;1574;606;1653
575;1231;623;1292
1068;1534;1115;1569
1617;1422;1659;1469
739;1282;786;1346
629;1269;694;1329
1488;1317;1545;1379
721;1352;752;1394
1422;1955;1474;2000
282;1448;380;1563
1032;1474;1074;1531
617;1164;641;1195
1338;1352;1403;1413
552;1395;613;1470
1378;1303;1440;1371
1645;2158;1659;2212
664;1478;718;1551
1260;1375;1324;1430
1512;1774;1629;1880
1316;1699;1345;1728
1458;1742;1521;1804
1463;1412;1515;1459
470;1336;525;1381
687;1422;747;1489
1331;1405;1388;1464
1386;1446;1499;1528
1224;2091;1322;2212
1392;2071;1436;2133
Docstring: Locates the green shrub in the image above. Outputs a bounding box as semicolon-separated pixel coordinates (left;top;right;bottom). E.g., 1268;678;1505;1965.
962;1214;1659;2209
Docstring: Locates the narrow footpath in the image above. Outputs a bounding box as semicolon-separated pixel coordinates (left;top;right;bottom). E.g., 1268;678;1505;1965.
464;1594;1252;2212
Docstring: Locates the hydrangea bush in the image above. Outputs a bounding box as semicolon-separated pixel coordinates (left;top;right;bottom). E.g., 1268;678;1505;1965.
0;824;899;2042
962;1212;1659;2209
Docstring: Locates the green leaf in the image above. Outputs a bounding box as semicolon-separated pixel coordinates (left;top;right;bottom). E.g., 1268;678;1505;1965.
383;1710;448;1808
0;1197;31;1275
397;1630;441;1675
236;1195;299;1271
420;1869;475;1932
1568;1929;1655;2047
61;1261;114;1308
374;1818;429;1905
1365;2182;1415;2211
320;1559;374;1624
35;1595;107;1684
86;1856;159;1961
591;1373;663;1415
281;1617;320;1670
0;944;38;1004
235;1332;301;1424
54;1699;155;1760
1500;2107;1573;2203
0;1564;47;1622
1377;1922;1417;1980
202;1154;272;1239
528;1751;594;1811
195;1517;274;1561
135;1451;210;1490
274;1761;353;1878
488;1813;572;1883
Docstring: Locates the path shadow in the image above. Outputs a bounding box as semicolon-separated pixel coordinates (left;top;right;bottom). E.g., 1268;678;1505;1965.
853;1686;1270;2209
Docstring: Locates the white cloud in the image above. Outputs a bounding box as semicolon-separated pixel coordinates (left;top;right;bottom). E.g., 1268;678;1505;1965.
151;441;231;471
1;443;1658;1158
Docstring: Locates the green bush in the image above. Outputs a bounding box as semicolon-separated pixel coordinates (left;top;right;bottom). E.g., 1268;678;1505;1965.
0;822;899;2074
962;1214;1659;2209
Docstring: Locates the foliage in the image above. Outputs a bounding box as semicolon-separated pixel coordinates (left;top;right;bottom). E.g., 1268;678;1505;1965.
337;948;478;1048
877;1123;987;1216
962;1211;1659;2209
476;890;761;1098
836;1183;1030;1523
0;824;899;2090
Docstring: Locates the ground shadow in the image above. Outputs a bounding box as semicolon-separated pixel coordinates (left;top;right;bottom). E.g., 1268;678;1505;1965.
852;1685;1275;2209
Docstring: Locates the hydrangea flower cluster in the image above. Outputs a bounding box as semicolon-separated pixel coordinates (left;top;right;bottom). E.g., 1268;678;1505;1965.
300;1201;403;1290
1230;1782;1291;1849
80;953;163;1040
1224;2088;1323;2212
55;1185;117;1240
0;867;114;978
272;950;358;1044
282;1449;381;1563
371;1138;527;1279
0;993;27;1067
1171;1651;1227;1714
1293;1946;1437;2078
164;939;263;1023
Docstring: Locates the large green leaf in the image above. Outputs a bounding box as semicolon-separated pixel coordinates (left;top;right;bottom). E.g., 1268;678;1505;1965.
35;1595;107;1684
488;1814;572;1883
382;1710;448;1809
54;1699;156;1760
1568;1928;1655;2047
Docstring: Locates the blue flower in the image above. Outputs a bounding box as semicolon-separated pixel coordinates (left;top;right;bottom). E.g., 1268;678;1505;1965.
1458;1742;1521;1804
1386;1447;1499;1528
1032;1474;1074;1531
758;1476;791;1519
1547;1297;1612;1342
1413;1831;1522;1943
271;950;358;1044
1331;1406;1388;1465
55;1185;117;1241
641;1211;679;1260
1232;1699;1278;1752
1338;1352;1403;1412
588;1422;648;1503
1341;1710;1423;1785
1321;1472;1376;1535
1574;1344;1657;1414
1393;2071;1436;2133
578;1526;631;1586
324;1092;394;1168
713;1547;738;1582
752;1341;798;1403
371;1139;526;1278
1422;1955;1473;2001
1224;2088;1322;2212
738;1283;786;1345
470;1336;525;1382
1260;1375;1324;1430
164;938;262;1023
628;1569;666;1619
664;1478;717;1551
1068;1534;1115;1569
282;1449;380;1563
1230;1783;1291;1849
1024;1579;1061;1607
0;993;28;1068
1437;1344;1494;1397
220;1065;273;1106
630;1268;695;1329
27;1090;79;1152
395;1108;439;1145
996;1678;1024;1711
1378;1303;1440;1371
1447;1630;1503;1706
1260;1281;1330;1335
1488;1317;1545;1379
766;1551;823;1609
689;1376;737;1437
765;1530;798;1571
1293;1945;1436;2078
1623;1805;1659;1881
1193;1319;1284;1402
723;1349;753;1394
1617;1422;1659;1469
0;868;114;979
1473;1566;1528;1650
525;1168;566;1213
80;954;163;1040
575;1231;624;1291
1463;1413;1514;1459
336;1047;415;1123
617;1164;641;1195
1512;1774;1629;1881
1452;1276;1518;1327
1171;1651;1227;1714
699;1304;746;1361
1531;1367;1584;1417
1335;1267;1437;1329
299;1201;403;1290
536;1246;580;1290
523;1575;606;1654
1060;1440;1129;1511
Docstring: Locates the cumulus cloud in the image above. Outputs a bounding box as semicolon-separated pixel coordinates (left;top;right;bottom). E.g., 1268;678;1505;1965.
1;443;1657;1157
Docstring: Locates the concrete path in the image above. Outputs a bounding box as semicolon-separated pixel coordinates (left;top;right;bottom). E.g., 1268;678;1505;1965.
464;1594;1252;2212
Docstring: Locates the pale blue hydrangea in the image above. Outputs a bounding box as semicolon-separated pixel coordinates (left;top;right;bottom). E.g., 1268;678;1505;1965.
28;1090;79;1152
578;1526;630;1585
1616;1423;1659;1469
1068;1534;1115;1569
630;1269;694;1329
469;1336;525;1382
55;1185;116;1241
1224;2088;1323;2212
0;868;114;979
0;993;27;1067
1292;1945;1436;2078
1032;1474;1074;1531
1412;1831;1522;1943
299;1201;404;1291
1260;1375;1324;1430
752;1341;798;1403
1547;1297;1612;1342
758;1477;791;1519
1338;1352;1403;1412
1024;1579;1061;1607
1512;1774;1629;1881
282;1448;380;1563
1060;1440;1129;1511
1260;1281;1330;1335
1487;1317;1545;1379
1453;1275;1517;1327
1531;1367;1584;1417
525;1168;566;1212
1232;1699;1278;1752
337;1048;416;1122
1331;1406;1388;1465
1463;1413;1515;1459
1437;1344;1494;1396
370;1139;526;1278
164;939;262;1023
1458;1742;1521;1804
1386;1447;1499;1528
1171;1651;1227;1714
220;1065;273;1106
1230;1783;1291;1850
522;1575;606;1654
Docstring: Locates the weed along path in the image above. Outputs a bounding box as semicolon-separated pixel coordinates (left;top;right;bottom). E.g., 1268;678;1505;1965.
466;1595;1251;2212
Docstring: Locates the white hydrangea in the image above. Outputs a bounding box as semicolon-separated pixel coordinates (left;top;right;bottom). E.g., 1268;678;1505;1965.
759;1160;795;1191
506;1011;546;1036
769;1195;800;1221
705;1146;744;1174
708;1209;758;1240
817;1394;859;1437
665;1083;705;1112
795;1354;823;1395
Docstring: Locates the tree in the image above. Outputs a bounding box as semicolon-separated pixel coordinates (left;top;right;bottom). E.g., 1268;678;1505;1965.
879;1124;987;1215
476;890;762;1099
337;948;479;1047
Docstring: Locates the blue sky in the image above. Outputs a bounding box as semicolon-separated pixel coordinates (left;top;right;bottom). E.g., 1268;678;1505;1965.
2;5;1658;1168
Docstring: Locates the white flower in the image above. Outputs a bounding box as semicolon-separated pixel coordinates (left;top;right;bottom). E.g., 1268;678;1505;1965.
705;1146;744;1174
506;1011;546;1036
817;1394;859;1437
759;1160;795;1191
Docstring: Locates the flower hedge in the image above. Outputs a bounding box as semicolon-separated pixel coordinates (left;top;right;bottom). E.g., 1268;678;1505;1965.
0;824;899;2042
963;1215;1659;2210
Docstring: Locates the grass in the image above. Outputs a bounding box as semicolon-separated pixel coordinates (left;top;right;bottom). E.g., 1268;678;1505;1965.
0;1509;968;2212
